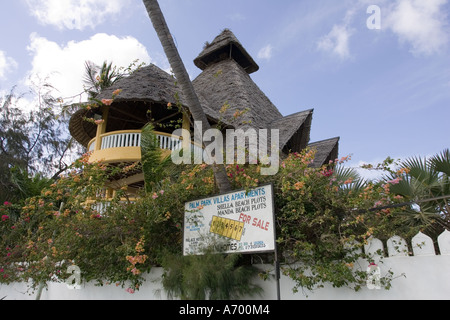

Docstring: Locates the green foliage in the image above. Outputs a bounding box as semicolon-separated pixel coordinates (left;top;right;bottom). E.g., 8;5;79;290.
274;150;395;292
9;167;53;201
382;149;450;235
0;83;80;204
161;250;262;300
83;59;146;99
430;149;450;177
83;61;124;99
140;123;174;194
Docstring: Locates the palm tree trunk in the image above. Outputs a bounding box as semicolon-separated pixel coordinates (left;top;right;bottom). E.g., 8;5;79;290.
142;0;232;193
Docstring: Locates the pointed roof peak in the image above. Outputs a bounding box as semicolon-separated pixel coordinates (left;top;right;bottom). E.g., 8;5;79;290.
194;29;259;74
308;137;340;168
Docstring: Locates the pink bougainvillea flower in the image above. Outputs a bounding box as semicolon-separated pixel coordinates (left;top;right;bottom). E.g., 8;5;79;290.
386;177;401;185
131;267;140;275
321;169;333;177
112;89;122;96
101;99;113;106
343;178;353;185
294;181;305;190
374;201;383;207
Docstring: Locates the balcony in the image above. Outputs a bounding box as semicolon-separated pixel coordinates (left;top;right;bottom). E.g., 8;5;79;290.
87;130;185;163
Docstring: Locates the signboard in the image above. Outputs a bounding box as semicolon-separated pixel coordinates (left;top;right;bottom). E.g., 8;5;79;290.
183;184;275;255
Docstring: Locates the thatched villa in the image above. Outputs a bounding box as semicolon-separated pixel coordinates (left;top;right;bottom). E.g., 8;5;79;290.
69;29;339;197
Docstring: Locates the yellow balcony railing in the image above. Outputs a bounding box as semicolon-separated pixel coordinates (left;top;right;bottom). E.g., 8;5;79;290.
88;130;184;152
87;130;200;163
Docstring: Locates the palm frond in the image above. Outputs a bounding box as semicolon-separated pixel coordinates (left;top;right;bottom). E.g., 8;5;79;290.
83;60;125;99
385;150;450;233
388;175;415;198
334;165;361;182
334;165;367;192
402;155;439;186
430;149;450;176
83;61;100;95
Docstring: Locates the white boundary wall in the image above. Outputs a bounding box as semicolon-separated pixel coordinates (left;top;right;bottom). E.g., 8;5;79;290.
2;231;450;300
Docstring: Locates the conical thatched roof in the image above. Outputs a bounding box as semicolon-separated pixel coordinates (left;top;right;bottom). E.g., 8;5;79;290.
69;108;97;147
192;58;282;130
98;64;181;104
69;64;221;147
70;64;186;147
194;29;259;74
97;63;222;129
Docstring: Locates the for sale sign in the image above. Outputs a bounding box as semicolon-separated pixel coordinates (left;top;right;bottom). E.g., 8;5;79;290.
183;184;275;255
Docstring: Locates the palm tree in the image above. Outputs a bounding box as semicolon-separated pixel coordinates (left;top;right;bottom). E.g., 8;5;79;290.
141;0;232;194
83;60;124;99
387;149;450;232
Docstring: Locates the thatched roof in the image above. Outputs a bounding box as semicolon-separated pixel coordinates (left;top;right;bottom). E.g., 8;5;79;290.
192;58;283;131
70;64;185;147
101;64;222;122
69;64;221;147
308;137;340;167
194;29;259;74
69;108;98;147
269;109;313;152
97;64;181;105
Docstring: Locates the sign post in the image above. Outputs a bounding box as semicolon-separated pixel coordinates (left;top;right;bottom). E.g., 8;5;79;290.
183;184;280;299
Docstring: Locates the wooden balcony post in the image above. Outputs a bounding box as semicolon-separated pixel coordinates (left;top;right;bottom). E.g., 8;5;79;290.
94;106;109;151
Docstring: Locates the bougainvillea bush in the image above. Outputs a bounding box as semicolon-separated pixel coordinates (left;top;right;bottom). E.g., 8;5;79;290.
0;146;439;296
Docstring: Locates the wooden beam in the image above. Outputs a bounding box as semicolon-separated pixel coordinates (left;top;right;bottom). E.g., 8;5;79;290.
112;105;147;123
153;111;181;124
107;173;145;189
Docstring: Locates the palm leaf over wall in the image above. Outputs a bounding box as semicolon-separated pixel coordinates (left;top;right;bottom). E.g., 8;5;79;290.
386;150;450;232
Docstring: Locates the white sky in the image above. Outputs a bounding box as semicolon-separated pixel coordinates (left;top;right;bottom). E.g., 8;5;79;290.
0;0;449;169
